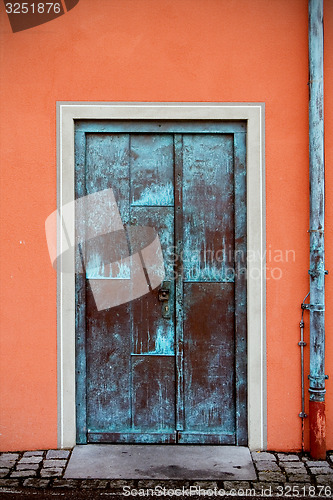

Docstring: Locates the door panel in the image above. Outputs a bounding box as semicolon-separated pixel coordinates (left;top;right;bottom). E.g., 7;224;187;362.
182;134;234;282
86;133;130;223
130;134;174;207
181;282;235;443
75;121;247;445
86;298;132;433
130;207;175;356
132;356;176;432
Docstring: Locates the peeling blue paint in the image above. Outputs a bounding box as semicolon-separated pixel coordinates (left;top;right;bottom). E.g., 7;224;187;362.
75;122;247;445
132;180;174;207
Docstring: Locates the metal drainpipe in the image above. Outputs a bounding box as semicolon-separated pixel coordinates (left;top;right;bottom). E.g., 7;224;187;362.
308;0;326;460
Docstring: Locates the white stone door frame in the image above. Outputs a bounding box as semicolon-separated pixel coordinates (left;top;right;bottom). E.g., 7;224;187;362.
56;102;266;450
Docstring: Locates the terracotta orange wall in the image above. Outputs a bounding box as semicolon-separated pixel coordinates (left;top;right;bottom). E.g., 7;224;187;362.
0;0;332;452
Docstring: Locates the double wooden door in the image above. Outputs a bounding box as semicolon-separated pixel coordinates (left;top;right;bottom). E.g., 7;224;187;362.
75;120;247;445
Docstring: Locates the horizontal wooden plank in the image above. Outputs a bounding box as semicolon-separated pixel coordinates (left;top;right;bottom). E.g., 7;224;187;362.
75;120;246;134
88;432;177;444
177;432;235;445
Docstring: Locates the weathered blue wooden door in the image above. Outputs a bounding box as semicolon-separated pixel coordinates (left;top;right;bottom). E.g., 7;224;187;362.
75;120;247;445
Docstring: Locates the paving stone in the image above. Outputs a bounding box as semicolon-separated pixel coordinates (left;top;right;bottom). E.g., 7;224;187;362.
251;451;277;462
287;464;309;471
80;479;109;489
277;454;300;462
258;471;286;482
163;481;190;489
23;451;44;457
10;469;36;478
223;481;252;490
137;480;189;489
0;469;9;478
43;459;67;468
0;479;20;487
40;467;63;478
16;463;40;471
191;481;218;489
287;473;311;483
23;478;50;488
53;479;81;488
252;482;283;494
19;456;43;464
0;453;19;461
315;474;333;486
255;460;281;471
308;466;333;475
287;483;313;487
307;461;331;468
110;479;136;489
285;471;309;481
46;449;70;460
283;463;307;469
134;480;156;488
285;470;309;477
0;460;16;468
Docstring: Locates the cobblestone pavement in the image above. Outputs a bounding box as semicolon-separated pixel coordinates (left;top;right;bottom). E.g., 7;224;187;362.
0;449;332;498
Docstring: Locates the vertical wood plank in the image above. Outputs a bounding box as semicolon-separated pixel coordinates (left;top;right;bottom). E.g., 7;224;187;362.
234;132;247;445
74;129;87;444
84;133;132;435
174;134;184;432
129;134;176;433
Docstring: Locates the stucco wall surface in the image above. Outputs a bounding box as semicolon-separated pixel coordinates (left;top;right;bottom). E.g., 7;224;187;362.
0;0;332;451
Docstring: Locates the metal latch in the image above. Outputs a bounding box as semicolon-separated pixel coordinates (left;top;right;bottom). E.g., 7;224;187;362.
158;287;170;302
158;281;171;319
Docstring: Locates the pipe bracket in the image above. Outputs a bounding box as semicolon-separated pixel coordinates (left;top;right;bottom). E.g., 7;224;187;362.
308;374;327;387
302;303;325;311
308;269;326;279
